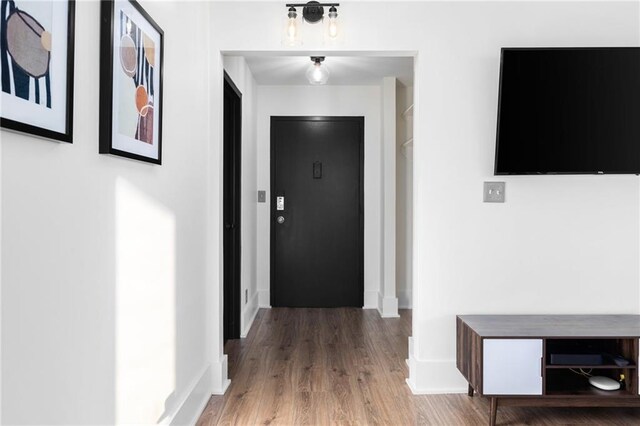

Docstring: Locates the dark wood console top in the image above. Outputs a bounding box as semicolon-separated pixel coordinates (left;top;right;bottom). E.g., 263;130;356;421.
457;315;640;338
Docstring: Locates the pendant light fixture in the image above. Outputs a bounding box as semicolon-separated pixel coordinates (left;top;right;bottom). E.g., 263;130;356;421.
306;56;330;85
282;2;341;46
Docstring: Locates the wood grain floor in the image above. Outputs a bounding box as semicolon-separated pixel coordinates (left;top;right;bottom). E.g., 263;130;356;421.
196;308;640;425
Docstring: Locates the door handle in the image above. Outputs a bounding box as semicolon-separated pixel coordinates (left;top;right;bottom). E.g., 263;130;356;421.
277;216;285;224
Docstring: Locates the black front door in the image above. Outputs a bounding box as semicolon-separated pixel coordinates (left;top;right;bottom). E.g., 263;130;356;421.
270;116;364;307
223;73;241;342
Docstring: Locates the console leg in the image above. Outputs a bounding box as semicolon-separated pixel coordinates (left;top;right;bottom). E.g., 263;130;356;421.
468;383;474;397
489;397;498;426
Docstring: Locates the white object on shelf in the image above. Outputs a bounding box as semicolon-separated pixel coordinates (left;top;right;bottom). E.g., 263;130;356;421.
483;339;543;395
589;376;621;391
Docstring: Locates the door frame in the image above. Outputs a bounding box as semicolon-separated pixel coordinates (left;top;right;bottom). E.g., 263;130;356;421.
223;71;242;342
269;116;365;307
211;50;416;394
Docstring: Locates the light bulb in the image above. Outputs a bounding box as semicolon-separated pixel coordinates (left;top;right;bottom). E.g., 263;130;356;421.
287;17;297;40
312;63;323;82
328;18;338;39
328;22;338;38
306;57;329;85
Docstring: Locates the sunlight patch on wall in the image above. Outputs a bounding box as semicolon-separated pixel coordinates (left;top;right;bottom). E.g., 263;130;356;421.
115;178;176;424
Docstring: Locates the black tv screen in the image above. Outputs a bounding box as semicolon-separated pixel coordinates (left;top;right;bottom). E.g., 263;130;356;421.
495;48;640;174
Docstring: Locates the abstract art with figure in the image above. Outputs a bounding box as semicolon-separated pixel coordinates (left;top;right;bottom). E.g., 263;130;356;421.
1;0;53;108
118;10;155;145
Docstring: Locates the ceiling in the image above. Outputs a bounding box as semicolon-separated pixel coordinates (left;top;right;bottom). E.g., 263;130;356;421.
242;56;414;87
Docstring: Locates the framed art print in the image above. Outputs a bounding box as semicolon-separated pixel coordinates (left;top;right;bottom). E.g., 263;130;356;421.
0;0;75;143
99;0;163;164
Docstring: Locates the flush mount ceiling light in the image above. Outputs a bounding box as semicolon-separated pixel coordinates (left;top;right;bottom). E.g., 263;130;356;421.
306;56;330;85
282;2;341;47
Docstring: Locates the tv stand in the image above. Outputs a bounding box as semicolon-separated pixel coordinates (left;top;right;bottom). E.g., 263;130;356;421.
456;315;640;425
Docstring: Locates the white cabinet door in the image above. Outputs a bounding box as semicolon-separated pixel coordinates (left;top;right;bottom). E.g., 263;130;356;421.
483;339;543;395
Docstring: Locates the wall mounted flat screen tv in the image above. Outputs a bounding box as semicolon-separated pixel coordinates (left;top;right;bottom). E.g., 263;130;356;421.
495;48;640;175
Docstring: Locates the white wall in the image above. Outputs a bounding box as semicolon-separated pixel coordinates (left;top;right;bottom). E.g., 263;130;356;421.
2;1;215;424
210;0;640;394
255;85;383;309
381;77;400;317
222;57;259;337
397;83;413;309
408;1;640;393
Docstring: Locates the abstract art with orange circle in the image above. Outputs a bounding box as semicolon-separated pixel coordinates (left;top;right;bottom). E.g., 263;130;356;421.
1;0;53;107
99;0;162;163
117;10;155;145
0;0;75;142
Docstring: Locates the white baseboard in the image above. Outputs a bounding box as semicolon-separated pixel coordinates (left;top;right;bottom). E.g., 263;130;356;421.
397;289;412;309
258;290;271;308
377;292;399;318
363;290;378;309
211;355;231;395
163;358;229;425
241;292;259;337
263;289;377;310
166;364;212;426
406;342;468;394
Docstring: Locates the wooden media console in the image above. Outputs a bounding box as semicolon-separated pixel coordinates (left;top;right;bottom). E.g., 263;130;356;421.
456;315;640;425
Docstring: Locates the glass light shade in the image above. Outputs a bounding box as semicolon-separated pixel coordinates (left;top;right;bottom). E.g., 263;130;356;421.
282;11;302;46
323;7;343;45
306;61;330;85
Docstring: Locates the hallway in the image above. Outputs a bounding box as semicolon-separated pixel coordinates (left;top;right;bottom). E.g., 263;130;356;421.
196;308;640;425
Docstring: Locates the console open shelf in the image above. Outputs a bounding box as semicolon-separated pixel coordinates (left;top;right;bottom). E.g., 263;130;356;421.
545;367;636;396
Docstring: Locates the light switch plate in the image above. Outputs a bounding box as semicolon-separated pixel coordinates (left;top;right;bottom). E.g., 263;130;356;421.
484;182;505;203
258;190;266;203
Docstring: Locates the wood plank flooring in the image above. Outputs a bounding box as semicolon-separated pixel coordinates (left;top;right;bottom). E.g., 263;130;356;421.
196;308;640;425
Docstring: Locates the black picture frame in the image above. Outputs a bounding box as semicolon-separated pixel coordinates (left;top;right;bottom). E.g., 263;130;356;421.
0;0;75;143
99;0;164;164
